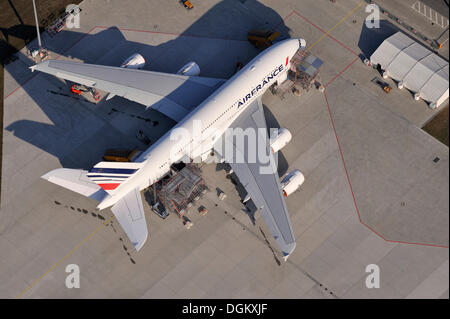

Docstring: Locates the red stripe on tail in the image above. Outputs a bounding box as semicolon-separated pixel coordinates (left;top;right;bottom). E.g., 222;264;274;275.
98;183;121;190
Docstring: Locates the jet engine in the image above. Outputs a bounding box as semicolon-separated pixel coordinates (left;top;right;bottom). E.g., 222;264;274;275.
176;61;200;76
270;128;292;153
121;53;146;69
281;170;305;197
242;169;304;204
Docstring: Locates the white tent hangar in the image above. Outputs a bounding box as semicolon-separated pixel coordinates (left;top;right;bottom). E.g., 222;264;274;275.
370;32;449;109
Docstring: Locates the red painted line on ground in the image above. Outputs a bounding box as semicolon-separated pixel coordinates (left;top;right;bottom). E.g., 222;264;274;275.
293;9;359;57
323;90;448;249
293;9;328;33
325;33;359;57
274;10;295;30
282;10;295;22
4;80;30;100
325;55;359;88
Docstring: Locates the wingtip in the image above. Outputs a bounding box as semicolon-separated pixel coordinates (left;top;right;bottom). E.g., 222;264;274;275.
105;93;116;101
29;59;52;72
282;245;295;262
133;240;145;252
41;167;64;180
133;228;149;252
41;170;54;180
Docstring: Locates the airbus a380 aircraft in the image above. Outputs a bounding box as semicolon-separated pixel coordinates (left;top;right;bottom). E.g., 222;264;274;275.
31;38;306;260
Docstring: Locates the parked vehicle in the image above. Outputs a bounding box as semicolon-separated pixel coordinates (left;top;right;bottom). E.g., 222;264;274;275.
247;30;281;48
182;0;193;9
152;202;169;219
103;149;142;162
70;84;101;100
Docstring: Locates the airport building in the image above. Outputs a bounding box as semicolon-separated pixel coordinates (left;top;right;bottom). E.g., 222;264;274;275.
371;32;449;109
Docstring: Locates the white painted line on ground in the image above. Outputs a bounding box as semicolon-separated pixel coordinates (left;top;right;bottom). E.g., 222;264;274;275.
411;1;449;28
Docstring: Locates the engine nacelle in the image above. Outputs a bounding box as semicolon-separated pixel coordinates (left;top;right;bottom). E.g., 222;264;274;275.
281;169;305;197
270;128;292;153
177;61;200;76
121;53;146;69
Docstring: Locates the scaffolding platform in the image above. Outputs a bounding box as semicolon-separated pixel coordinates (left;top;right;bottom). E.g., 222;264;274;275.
271;48;323;99
152;164;208;217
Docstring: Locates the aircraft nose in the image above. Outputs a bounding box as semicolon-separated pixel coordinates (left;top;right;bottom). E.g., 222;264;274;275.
298;38;306;48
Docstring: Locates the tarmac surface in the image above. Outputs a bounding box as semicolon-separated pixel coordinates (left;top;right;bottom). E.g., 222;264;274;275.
1;0;448;298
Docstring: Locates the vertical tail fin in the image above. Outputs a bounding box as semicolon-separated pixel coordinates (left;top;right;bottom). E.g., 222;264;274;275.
86;161;144;193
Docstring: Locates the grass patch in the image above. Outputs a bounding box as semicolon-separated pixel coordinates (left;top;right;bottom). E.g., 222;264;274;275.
423;104;449;147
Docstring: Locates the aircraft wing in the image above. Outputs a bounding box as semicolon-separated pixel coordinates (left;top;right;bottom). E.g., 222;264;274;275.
30;60;225;122
213;98;296;260
111;187;148;251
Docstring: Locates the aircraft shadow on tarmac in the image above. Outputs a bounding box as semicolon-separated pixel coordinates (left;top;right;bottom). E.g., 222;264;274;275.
357;19;400;59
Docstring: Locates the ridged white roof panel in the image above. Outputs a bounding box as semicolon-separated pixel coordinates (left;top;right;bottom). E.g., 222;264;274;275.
370;32;449;105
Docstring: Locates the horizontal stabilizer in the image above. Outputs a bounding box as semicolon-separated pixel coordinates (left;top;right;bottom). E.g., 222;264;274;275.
111;187;148;251
41;168;108;202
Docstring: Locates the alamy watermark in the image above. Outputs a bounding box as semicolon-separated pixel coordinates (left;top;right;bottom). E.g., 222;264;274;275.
365;4;380;29
168;121;281;175
65;264;80;288
365;264;380;289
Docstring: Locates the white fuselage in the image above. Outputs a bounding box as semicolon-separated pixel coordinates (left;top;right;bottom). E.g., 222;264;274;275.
97;39;301;210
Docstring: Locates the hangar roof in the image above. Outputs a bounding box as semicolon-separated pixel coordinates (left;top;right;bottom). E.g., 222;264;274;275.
370;32;448;106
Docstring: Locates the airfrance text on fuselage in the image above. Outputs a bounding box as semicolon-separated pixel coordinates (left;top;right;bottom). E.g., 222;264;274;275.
237;64;284;107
